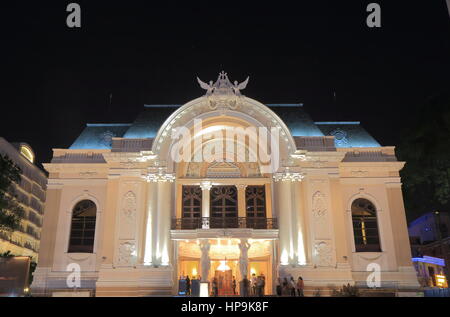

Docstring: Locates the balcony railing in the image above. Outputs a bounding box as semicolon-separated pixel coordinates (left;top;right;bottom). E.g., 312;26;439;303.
171;217;278;230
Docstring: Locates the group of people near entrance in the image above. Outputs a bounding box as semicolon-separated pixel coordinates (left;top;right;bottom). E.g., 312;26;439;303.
275;276;305;296
180;274;304;297
240;273;266;296
180;275;201;296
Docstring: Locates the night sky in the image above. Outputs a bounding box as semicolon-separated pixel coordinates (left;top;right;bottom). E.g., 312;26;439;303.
2;1;450;168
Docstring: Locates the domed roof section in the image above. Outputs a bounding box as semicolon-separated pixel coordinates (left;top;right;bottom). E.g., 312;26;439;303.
123;105;180;139
69;72;380;150
266;104;324;137
69;105;381;149
315;121;381;148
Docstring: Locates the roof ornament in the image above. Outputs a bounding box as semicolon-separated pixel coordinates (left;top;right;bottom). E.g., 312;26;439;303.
197;71;249;112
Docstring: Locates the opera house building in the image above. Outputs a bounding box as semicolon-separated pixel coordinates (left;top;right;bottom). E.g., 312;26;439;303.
32;72;420;296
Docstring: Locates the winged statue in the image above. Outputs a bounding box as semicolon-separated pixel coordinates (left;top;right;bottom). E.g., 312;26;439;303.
197;77;214;95
232;76;249;96
197;72;249;96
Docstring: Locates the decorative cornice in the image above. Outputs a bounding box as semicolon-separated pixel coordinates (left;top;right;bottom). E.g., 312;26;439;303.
143;167;175;183
273;167;304;182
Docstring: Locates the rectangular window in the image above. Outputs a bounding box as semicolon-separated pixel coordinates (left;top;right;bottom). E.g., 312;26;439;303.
210;186;238;228
181;186;202;229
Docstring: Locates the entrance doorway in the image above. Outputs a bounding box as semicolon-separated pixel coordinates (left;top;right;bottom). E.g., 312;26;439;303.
176;239;274;296
215;270;233;295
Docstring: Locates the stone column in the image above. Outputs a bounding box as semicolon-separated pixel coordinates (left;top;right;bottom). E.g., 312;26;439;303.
200;181;212;229
293;181;307;265
199;239;211;282
144;181;158;265
156;180;173;266
238;238;251;279
274;180;294;265
237;184;247;220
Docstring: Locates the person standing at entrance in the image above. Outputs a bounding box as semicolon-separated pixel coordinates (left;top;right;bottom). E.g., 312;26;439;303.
276;278;282;296
296;276;304;297
212;277;219;297
185;275;191;295
290;277;296;296
241;276;250;297
257;275;265;296
282;277;289;296
251;273;257;296
232;276;237;295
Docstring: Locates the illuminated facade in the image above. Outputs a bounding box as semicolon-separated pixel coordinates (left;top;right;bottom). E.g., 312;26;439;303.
32;73;419;296
0;138;47;260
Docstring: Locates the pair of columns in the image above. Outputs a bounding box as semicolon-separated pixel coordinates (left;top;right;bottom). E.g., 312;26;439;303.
199;182;248;229
274;178;308;266
199;238;251;282
144;177;173;266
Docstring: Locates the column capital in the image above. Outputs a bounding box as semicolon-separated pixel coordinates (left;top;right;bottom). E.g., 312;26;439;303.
200;181;213;191
237;184;248;190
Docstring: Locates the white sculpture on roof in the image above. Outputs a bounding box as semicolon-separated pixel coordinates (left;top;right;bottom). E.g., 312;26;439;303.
197;71;249;111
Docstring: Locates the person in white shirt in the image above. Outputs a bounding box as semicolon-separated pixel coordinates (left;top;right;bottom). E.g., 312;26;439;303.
251;273;257;295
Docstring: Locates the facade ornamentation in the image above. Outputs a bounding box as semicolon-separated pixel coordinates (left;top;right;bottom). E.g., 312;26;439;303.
199;240;211;282
122;191;137;223
186;162;201;178
238;238;251;279
145;167;175;182
351;170;369;177
118;241;136;265
206;161;241;178
100;130;115;147
79;171;98;177
314;240;333;267
200;181;213;191
312;160;326;168
312;191;327;221
330;128;348;147
273;167;304;182
119;161;138;169
197;71;249;111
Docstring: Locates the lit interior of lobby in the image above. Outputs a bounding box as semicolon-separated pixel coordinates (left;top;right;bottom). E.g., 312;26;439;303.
177;238;274;295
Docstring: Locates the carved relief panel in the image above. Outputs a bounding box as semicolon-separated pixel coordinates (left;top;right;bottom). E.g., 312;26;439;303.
119;191;137;239
314;240;334;267
117;240;137;266
307;178;337;267
114;181;144;267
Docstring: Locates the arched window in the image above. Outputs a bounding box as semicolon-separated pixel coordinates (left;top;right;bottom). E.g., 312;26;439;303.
351;198;381;252
68;200;97;253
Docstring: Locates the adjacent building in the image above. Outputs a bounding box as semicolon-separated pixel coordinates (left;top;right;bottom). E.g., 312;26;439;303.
32;73;420;296
409;211;450;287
0;137;47;260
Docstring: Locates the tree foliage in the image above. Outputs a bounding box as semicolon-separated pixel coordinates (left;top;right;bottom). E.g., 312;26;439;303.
0;154;25;231
397;93;450;222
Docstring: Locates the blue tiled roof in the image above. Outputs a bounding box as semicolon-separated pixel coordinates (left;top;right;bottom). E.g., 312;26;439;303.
315;122;381;148
123;105;179;139
69;104;381;149
268;104;324;137
70;124;131;149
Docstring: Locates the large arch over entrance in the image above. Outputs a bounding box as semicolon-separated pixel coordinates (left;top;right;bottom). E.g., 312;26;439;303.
152;96;296;172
